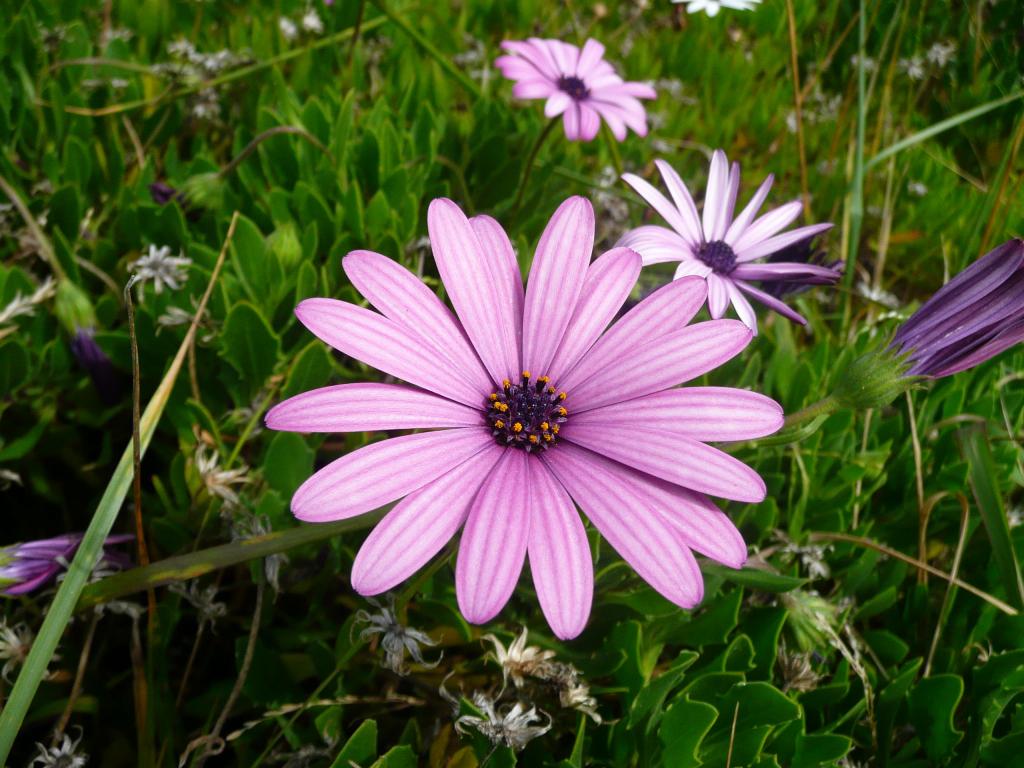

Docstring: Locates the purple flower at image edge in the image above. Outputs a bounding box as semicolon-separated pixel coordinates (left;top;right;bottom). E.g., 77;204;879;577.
71;327;122;405
266;196;784;639
495;38;656;142
1;534;133;596
617;150;839;333
890;239;1024;378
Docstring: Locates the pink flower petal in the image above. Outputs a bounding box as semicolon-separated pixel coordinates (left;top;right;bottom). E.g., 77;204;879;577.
616;225;692;266
544;91;572;117
621;471;748;568
528;462;593;639
563;103;582;140
576;38;606;78
593;103;627;140
266;383;483;433
295;298;484;406
569;386;783;442
560;275;709;391
674;260;713;279
621;173;700;247
731;200;803;252
702;150;731;241
562;422;766;502
521;197;595;376
724;173;774;246
547;247;642;381
291;428;492;522
578;104;602;141
727;280;759;333
654;160;704;246
565;318;753;411
735;223;835;263
707;273;730;318
735;280;808;325
428;199;521;384
469;215;524;360
456;449;531;624
500;40;558;81
343;250;490;392
350;446;502;595
543;444;704;608
512;80;557;99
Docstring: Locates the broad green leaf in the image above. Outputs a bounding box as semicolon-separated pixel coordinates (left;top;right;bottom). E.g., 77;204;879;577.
907;674;965;762
659;697;718;768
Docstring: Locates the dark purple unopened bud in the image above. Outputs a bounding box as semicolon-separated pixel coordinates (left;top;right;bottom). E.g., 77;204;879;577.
1;533;133;596
890;239;1024;378
149;181;183;206
71;327;122;406
758;236;844;299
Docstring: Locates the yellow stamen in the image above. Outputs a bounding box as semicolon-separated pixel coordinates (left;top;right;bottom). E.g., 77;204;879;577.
552;424;560;434
538;375;550;384
503;379;511;389
556;407;567;417
522;370;531;379
528;435;538;444
558;392;567;401
512;422;523;433
494;419;505;429
543;433;553;442
547;386;556;394
488;393;498;402
540;422;549;431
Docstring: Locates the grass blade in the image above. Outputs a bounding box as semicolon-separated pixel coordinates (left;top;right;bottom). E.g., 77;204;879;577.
958;426;1024;610
866;90;1024;169
0;214;239;761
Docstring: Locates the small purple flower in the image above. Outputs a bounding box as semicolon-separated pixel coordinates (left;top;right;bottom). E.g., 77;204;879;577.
891;239;1024;377
149;181;182;206
71;327;121;405
1;534;133;596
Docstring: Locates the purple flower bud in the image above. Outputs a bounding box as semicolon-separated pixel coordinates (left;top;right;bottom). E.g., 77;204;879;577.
1;533;133;596
149;181;183;206
890;239;1024;378
71;327;122;406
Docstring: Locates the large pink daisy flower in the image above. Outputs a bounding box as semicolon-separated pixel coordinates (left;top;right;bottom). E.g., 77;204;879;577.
618;151;839;333
266;197;782;639
495;38;656;142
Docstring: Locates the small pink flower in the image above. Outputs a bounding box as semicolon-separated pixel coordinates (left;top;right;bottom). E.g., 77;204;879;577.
267;197;782;639
618;151;838;333
495;38;656;142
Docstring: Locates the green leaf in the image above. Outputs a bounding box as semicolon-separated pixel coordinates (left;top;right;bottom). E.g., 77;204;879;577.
282;340;333;399
0;341;29;392
332;719;379;767
218;301;280;396
263;432;314;497
659;697;718;768
371;745;417;768
627;650;699;731
792;733;852;767
907;674;965;761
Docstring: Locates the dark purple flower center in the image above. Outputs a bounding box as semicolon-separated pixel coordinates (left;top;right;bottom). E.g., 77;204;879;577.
697;240;737;274
486;371;567;452
557;75;589;101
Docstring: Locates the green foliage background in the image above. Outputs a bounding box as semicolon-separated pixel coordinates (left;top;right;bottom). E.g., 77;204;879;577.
1;0;1023;765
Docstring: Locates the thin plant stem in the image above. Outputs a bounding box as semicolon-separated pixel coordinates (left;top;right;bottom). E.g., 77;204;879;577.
175;621;207;708
808;531;1018;615
784;0;811;217
924;495;971;677
0;174;64;281
603;123;623;176
842;0;867;328
513;118;559;212
248;669;341;768
781;396;839;430
52;613;100;743
851;408;874;528
905;391;927;583
123;281;157;764
348;0;367;67
186;579;266;768
218;125;335;179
